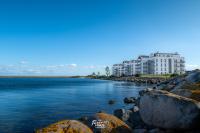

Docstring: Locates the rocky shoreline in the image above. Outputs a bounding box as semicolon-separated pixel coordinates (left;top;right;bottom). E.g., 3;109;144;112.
36;70;200;133
91;76;168;85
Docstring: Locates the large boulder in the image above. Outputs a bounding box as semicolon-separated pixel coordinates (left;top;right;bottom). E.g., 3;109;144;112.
139;89;200;129
36;120;93;133
86;113;132;133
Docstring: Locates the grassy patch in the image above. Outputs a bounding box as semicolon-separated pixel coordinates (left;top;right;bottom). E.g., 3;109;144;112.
140;74;171;78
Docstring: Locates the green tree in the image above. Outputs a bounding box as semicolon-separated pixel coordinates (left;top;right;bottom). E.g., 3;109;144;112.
105;66;110;77
92;72;96;76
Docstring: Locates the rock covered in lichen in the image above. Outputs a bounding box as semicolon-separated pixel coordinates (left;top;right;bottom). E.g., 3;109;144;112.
36;120;93;133
85;113;132;133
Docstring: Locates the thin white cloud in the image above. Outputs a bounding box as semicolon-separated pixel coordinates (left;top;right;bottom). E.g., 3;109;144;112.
82;65;107;69
19;61;28;65
67;64;77;68
0;63;107;75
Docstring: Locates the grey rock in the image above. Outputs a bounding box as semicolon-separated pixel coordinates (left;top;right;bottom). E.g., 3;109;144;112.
128;110;146;129
108;100;116;105
171;89;192;98
135;97;140;107
132;129;147;133
139;89;200;129
185;70;200;83
139;88;153;96
148;128;165;133
133;106;139;112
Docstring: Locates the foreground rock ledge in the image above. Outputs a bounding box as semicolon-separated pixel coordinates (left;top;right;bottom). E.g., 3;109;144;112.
36;120;93;133
84;113;132;133
139;89;200;130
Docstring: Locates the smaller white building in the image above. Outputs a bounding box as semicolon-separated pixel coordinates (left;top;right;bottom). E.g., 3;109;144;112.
112;64;123;77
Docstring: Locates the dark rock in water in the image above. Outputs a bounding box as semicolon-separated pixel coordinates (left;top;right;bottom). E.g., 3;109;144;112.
129;106;139;113
139;88;153;96
98;110;106;113
108;100;116;105
124;97;136;104
78;116;88;122
135;97;141;107
139;89;200;129
114;108;132;121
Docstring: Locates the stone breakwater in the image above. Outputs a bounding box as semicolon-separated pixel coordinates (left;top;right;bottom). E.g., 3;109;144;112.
93;76;167;84
36;70;200;133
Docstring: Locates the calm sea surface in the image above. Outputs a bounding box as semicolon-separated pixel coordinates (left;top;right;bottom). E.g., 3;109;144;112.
0;78;149;133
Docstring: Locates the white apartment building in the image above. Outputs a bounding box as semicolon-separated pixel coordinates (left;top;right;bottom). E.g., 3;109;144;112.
112;52;185;77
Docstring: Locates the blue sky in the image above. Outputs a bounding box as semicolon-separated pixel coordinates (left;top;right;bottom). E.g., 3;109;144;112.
0;0;200;75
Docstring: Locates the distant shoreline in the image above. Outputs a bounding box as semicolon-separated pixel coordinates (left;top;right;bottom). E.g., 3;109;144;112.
0;76;85;78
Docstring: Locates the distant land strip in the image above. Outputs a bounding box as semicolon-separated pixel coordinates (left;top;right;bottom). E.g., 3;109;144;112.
0;76;85;78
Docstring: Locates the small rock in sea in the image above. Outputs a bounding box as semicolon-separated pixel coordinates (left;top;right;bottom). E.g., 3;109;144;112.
98;110;106;113
135;97;140;107
124;97;136;104
133;106;139;112
152;86;157;89
129;106;139;112
78;116;88;122
108;100;116;105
